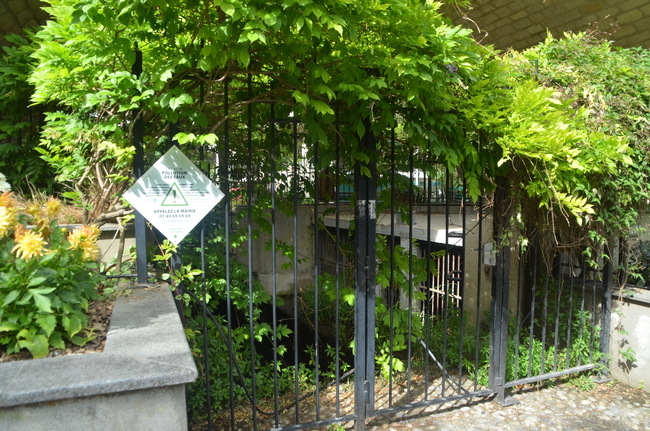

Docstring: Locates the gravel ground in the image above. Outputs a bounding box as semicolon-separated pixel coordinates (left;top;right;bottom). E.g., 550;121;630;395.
364;379;650;431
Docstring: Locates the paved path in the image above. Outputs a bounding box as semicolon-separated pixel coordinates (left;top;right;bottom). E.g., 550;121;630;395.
365;380;650;430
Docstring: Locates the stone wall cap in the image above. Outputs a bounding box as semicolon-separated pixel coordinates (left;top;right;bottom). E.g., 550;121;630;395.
0;286;198;408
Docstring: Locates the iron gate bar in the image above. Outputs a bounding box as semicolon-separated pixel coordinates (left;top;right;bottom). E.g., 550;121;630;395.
456;178;468;394
566;263;575;369
371;388;495;417
578;259;588;367
223;78;237;431
442;167;451;398
130;46;147;284
270;99;280;427
473;196;484;392
198;133;214;430
513;244;524;381
417;337;470;395
388;128;396;409
489;181;512;405
504;364;597;389
590;262;597;364
527;246;538;378
313;139;321;421
424;159;433;401
245;73;259;431
406;145;415;405
354;127;377;430
600;250;613;371
540;265;550;380
292;114;300;425
334;108;342;417
268;416;357;431
552;252;562;372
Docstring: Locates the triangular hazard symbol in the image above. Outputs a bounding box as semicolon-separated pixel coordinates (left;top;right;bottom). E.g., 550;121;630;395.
161;183;189;206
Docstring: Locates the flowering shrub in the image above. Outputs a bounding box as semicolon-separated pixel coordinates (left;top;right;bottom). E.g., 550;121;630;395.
0;192;105;358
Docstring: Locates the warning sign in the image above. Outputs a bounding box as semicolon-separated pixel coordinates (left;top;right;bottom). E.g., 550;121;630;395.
123;145;224;245
161;183;189;206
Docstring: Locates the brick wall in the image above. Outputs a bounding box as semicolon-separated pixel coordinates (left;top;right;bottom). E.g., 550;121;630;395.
448;0;650;50
0;0;48;45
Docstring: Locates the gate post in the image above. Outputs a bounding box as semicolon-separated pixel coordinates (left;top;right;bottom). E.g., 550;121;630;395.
354;127;377;430
488;179;515;405
131;46;148;284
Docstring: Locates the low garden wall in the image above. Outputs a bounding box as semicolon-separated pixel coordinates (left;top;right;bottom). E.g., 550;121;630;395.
0;285;197;430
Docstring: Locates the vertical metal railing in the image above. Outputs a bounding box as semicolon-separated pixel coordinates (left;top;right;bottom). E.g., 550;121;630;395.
245;73;259;430
353;127;377;430
269;98;281;428
223;78;237;431
405;146;414;404
387;129;397;409
291;112;301;425
334;109;343;418
128;69;617;429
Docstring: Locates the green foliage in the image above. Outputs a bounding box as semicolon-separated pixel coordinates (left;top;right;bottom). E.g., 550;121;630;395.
0;195;105;358
26;0;512;214
504;31;650;256
0;31;54;193
496;79;629;225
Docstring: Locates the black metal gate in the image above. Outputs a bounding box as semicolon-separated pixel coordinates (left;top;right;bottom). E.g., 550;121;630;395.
130;67;612;431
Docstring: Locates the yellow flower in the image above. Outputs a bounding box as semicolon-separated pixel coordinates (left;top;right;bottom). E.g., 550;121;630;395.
68;225;101;261
12;230;46;261
0;206;17;239
0;191;15;209
44;198;62;219
26;202;40;218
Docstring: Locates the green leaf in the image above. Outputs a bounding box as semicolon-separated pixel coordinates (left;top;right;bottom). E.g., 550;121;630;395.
0;321;21;333
36;315;57;337
292;90;309;105
309;99;334;116
169;93;193;111
69;334;92;346
27;276;47;287
62;314;83;337
2;290;20;306
32;291;53;313
17;332;49;358
234;45;250;68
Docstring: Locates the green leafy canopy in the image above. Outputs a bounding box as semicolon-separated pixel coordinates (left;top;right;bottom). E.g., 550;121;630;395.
24;1;646;246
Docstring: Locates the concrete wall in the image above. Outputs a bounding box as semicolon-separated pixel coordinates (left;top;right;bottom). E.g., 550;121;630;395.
233;205;315;296
458;206;494;327
97;223;136;266
609;288;650;393
245;202;495;327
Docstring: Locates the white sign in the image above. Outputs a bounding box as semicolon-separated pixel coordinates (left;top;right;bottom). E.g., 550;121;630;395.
123;145;224;245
